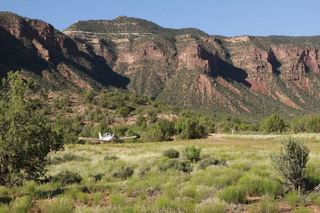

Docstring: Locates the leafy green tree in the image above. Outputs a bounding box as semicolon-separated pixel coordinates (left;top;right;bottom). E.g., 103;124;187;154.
112;124;129;137
108;95;125;109
148;113;158;123
176;117;207;139
259;114;286;134
270;137;309;192
117;106;131;118
0;71;63;186
135;113;146;126
144;125;165;142
143;119;175;142
156;119;175;141
222;124;231;133
220;115;249;133
289;117;308;133
198;116;215;133
305;115;320;133
84;90;95;103
53;116;84;144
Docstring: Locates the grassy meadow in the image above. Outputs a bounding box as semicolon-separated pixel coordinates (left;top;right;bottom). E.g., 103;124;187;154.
2;133;320;212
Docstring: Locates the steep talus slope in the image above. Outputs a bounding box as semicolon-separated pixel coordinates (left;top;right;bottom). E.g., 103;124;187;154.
2;12;320;118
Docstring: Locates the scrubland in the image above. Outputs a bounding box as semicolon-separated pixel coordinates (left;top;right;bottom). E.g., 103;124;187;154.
2;134;320;212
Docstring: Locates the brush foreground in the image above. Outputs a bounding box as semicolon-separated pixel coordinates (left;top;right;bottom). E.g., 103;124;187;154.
2;134;320;212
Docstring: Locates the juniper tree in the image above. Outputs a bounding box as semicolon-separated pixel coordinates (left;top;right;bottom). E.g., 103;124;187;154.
0;71;63;186
270;137;309;192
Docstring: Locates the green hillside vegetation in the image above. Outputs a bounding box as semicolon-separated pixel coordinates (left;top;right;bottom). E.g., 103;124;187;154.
64;16;208;37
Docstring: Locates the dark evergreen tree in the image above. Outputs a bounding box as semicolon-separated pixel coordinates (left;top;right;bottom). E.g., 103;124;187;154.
270;137;309;191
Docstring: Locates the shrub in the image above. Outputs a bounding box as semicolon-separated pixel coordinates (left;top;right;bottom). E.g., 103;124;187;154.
261;178;283;197
198;158;227;170
248;196;279;213
63;187;81;199
155;196;170;210
112;166;134;179
238;175;264;196
50;153;89;165
270;137;309;191
43;196;74;213
110;193;124;206
10;195;33;213
90;192;103;206
117;106;131;117
104;154;119;160
217;185;247;204
0;204;9;213
308;192;320;208
195;198;226;213
182;145;201;163
285;191;304;209
159;159;193;173
91;173;105;181
0;187;9;196
76;192;89;204
163;149;180;158
51;170;83;186
138;166;151;177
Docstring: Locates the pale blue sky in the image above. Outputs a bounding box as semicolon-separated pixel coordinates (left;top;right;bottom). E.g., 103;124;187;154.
2;0;319;37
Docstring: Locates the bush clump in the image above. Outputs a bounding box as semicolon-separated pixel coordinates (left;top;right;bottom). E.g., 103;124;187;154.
159;159;193;173
112;166;134;179
198;158;227;170
50;153;89;165
104;154;119;160
182;145;201;162
248;196;279;213
163;149;180;158
51;170;83;186
217;185;247;204
10;196;33;213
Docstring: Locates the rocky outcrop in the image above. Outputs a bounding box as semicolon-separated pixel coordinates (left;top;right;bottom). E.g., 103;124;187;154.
0;12;117;90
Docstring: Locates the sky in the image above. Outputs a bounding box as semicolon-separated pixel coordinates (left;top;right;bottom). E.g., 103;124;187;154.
2;0;320;37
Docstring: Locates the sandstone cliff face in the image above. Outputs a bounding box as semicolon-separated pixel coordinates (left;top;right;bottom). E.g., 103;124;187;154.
2;12;320;117
61;27;320;116
0;12;116;90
